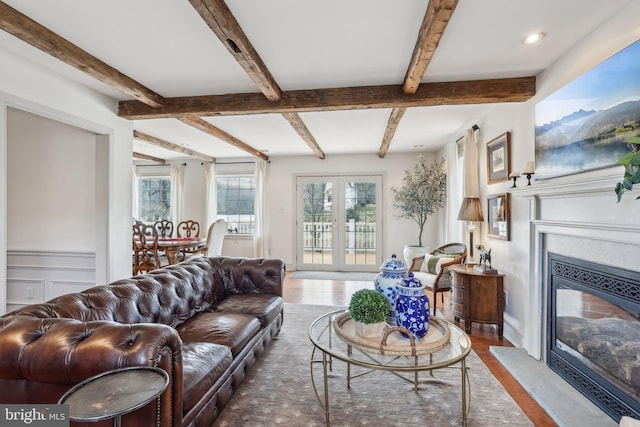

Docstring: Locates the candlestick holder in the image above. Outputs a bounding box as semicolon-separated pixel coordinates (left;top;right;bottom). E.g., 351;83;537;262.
510;175;520;188
525;172;535;185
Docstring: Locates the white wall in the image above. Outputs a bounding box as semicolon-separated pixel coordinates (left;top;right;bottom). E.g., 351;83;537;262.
7;108;97;251
267;153;442;269
157;153;444;270
133;159;256;258
471;1;640;350
0;45;134;314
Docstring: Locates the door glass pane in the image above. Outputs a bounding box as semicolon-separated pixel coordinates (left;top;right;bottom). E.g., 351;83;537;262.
344;181;377;266
302;182;333;265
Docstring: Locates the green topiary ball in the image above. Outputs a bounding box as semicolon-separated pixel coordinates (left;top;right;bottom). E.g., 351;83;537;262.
348;289;388;324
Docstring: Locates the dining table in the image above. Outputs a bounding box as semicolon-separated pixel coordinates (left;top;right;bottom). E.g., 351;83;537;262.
156;236;206;264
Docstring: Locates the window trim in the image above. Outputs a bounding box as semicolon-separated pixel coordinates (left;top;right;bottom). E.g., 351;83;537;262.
215;173;256;235
137;175;172;222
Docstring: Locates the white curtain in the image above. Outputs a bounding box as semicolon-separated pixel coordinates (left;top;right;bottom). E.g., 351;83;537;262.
204;162;217;227
170;163;185;223
254;160;269;257
444;140;462;243
462;128;480;197
132;165;139;222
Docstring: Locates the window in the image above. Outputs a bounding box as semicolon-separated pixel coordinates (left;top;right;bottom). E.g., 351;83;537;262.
138;177;171;222
216;175;255;234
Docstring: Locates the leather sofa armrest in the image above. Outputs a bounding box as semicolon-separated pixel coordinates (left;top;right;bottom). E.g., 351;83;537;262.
0;317;182;427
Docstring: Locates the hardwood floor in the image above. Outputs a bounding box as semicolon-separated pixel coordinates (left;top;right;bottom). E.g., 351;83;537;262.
283;273;558;426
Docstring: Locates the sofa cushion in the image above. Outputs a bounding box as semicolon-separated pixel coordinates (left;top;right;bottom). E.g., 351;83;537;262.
213;294;283;328
176;312;261;357
181;342;232;415
420;253;454;274
412;271;437;287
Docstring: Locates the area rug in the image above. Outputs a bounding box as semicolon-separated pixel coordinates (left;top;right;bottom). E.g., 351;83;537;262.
289;271;378;281
490;346;617;427
213;304;533;426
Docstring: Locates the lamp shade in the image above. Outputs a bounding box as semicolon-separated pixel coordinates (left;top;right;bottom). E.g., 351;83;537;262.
457;197;484;222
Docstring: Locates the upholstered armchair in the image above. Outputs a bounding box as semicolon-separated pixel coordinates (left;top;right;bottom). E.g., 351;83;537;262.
409;243;467;315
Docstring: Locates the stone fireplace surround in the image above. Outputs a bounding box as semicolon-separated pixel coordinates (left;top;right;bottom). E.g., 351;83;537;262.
511;168;640;421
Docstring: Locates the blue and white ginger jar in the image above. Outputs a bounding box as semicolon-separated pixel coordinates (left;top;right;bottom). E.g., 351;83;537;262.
374;254;408;326
395;272;430;341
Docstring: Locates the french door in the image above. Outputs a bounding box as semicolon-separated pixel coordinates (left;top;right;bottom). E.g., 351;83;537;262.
296;175;382;272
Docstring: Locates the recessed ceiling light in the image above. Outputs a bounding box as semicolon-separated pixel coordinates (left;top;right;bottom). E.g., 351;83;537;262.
523;32;545;45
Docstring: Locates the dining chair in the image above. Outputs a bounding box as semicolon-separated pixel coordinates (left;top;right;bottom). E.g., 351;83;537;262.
176;220;201;259
409;243;467;315
194;219;227;257
153;219;174;237
177;220;200;238
132;222;163;274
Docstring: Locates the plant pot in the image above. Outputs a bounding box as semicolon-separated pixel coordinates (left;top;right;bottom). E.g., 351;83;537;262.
403;245;429;267
354;321;386;339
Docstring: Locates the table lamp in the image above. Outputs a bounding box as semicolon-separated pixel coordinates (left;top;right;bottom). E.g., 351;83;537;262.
457;197;484;265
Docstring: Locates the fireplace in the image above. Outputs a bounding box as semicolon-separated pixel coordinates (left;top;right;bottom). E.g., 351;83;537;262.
547;253;640;421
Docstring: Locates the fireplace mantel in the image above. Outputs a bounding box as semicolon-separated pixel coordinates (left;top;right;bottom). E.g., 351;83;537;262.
508;168;627;199
504;166;640;360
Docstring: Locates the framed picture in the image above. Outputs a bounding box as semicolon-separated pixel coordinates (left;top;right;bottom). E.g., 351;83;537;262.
486;132;511;184
534;39;640;180
487;193;510;240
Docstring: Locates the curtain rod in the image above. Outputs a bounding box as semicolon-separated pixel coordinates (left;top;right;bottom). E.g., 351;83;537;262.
215;161;255;165
455;124;479;143
136;162;186;167
136;160;268;167
211;160;270;165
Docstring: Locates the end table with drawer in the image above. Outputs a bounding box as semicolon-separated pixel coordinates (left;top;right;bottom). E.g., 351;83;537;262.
448;264;505;338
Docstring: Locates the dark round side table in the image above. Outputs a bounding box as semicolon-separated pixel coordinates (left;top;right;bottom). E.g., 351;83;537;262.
58;366;169;427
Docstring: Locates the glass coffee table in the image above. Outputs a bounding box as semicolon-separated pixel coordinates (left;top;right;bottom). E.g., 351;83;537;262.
309;309;472;426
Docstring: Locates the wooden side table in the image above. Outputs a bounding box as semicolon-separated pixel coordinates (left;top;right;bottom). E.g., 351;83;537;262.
448;264;505;339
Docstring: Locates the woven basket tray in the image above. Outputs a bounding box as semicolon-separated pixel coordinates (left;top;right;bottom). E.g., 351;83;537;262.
333;311;451;356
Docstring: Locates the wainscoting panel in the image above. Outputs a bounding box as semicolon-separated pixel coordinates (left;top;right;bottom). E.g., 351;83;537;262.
6;250;96;313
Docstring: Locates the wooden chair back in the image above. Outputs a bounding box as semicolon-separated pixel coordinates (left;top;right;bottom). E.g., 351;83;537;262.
177;220;200;238
153;219;174;237
132;221;161;274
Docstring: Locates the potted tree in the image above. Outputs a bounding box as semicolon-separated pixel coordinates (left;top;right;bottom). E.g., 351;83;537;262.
348;289;388;339
391;156;447;264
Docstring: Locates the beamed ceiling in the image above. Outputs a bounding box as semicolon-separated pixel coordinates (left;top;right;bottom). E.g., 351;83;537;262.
0;0;633;162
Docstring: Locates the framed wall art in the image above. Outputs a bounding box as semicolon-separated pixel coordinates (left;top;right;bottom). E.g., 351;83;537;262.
534;38;640;180
487;193;510;240
486;132;511;184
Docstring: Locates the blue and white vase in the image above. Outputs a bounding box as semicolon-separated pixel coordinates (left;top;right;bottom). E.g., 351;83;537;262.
395;272;430;341
374;254;408;326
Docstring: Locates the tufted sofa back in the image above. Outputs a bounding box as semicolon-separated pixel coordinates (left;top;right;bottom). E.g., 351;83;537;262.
3;257;284;329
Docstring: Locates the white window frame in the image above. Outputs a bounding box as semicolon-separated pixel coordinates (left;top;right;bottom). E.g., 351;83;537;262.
216;173;256;235
135;165;172;223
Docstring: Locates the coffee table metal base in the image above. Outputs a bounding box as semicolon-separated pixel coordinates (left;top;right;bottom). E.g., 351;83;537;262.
309;310;471;426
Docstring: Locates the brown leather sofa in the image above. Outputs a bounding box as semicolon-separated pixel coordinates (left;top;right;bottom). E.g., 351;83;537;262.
0;256;285;427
